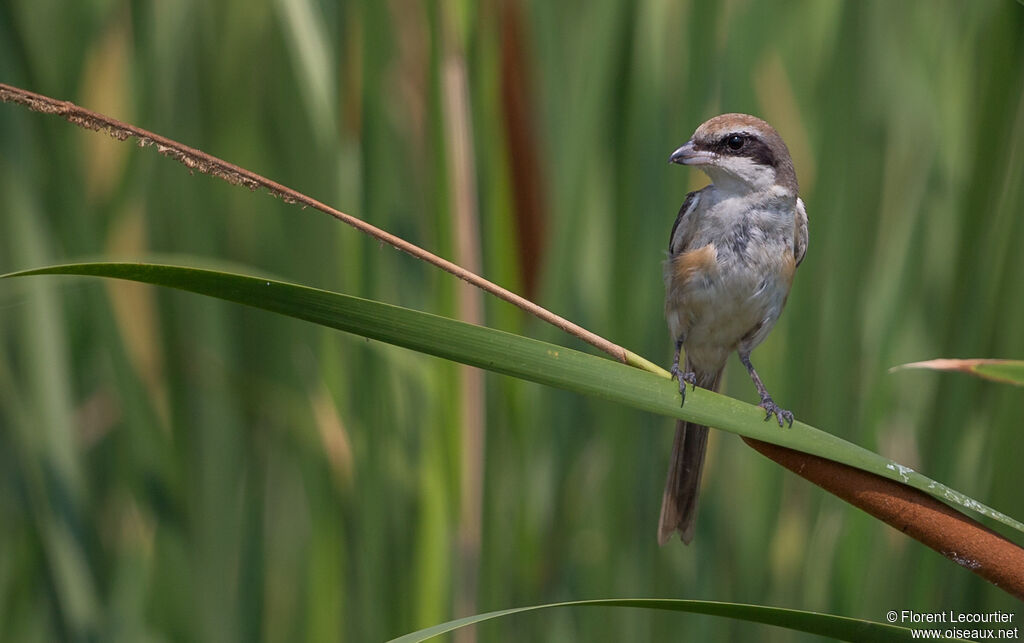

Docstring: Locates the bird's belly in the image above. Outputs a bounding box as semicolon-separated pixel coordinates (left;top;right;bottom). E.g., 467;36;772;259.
665;244;792;370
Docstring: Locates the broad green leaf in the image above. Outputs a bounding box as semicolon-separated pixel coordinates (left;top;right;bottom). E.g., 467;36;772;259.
4;262;1023;537
386;598;932;643
891;359;1024;387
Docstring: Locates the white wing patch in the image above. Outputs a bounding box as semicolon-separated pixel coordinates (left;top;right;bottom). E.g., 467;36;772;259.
794;197;809;267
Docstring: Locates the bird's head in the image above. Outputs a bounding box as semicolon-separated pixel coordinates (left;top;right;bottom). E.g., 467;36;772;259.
670;113;797;195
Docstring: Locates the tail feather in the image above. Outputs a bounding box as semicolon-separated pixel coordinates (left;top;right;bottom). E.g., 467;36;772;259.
657;365;723;546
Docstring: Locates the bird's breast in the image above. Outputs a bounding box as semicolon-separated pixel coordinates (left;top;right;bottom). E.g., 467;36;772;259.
664;217;795;363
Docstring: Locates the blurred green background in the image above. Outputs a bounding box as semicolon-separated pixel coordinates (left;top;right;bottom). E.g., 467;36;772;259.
2;0;1023;640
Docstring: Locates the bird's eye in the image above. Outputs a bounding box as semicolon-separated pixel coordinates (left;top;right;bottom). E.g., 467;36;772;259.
726;134;745;151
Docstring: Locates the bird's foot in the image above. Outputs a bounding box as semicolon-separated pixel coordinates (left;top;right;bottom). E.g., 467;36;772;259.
670;365;698;406
759;394;794;427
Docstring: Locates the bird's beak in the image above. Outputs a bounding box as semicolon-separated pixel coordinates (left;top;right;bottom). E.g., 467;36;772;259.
669;140;714;166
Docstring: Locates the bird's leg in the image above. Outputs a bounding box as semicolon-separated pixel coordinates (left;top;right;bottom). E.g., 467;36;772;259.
738;351;794;427
670;337;698;406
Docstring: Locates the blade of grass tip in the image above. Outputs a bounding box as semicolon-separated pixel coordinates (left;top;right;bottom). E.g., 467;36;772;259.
890;359;1024;387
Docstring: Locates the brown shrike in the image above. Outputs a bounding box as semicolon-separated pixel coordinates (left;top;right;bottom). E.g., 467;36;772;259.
659;113;808;545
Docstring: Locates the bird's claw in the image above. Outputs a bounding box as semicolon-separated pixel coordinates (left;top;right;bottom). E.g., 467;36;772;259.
682;371;698;390
670;366;698;406
759;396;794;427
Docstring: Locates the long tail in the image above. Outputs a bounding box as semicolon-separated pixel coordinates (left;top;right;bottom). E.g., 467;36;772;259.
657;364;724;546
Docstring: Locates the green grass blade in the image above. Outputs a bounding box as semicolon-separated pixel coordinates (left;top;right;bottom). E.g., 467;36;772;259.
4;261;1023;537
385;598;929;643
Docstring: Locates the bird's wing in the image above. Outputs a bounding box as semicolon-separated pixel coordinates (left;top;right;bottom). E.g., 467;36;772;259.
669;190;702;254
794;197;809;267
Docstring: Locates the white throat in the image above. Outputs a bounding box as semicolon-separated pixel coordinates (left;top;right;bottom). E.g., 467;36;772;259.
702;156;779;193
